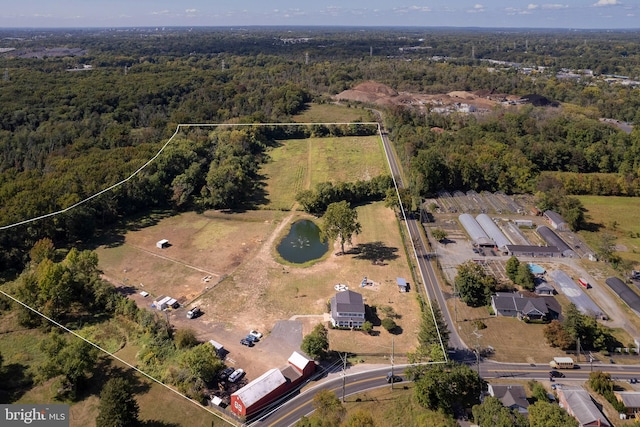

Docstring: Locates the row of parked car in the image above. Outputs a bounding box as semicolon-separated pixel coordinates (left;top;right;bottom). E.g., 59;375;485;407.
240;330;262;347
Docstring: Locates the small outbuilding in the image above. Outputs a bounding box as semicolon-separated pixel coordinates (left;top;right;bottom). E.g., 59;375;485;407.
156;239;169;249
544;210;570;231
396;278;408;293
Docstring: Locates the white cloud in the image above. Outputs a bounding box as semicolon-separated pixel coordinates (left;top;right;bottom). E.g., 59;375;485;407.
593;0;621;6
185;9;197;14
467;4;485;13
151;10;170;16
542;4;568;9
528;4;539;9
409;6;432;12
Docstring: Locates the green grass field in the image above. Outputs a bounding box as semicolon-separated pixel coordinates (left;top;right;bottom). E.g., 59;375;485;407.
292;103;373;123
261;136;388;210
577;195;640;266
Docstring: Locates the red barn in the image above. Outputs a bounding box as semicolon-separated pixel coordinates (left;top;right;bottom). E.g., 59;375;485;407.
230;351;316;418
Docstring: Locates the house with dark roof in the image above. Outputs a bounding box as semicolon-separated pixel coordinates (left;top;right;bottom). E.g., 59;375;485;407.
491;292;550;320
556;385;612;427
330;290;365;329
488;384;529;415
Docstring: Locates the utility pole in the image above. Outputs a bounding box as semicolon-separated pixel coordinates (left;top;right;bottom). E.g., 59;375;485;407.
390;337;395;390
339;352;347;402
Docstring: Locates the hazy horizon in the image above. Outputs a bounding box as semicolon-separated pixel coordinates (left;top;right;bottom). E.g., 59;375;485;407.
0;1;637;30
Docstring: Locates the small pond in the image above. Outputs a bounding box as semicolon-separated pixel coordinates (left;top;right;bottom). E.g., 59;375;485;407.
277;219;328;264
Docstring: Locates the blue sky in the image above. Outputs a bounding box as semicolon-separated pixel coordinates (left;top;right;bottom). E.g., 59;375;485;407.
0;1;636;29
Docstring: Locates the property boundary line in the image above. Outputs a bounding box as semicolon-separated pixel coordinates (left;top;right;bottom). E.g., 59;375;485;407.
0;120;449;420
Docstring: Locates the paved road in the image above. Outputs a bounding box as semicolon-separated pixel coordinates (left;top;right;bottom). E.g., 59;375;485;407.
252;359;640;426
379;127;466;352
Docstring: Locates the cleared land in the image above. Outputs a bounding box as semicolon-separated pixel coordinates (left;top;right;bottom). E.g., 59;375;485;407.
577;195;640;266
262;136;388;210
94;133;419;379
292;103;373;123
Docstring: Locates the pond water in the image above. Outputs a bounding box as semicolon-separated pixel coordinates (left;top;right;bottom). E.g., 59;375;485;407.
277;219;328;264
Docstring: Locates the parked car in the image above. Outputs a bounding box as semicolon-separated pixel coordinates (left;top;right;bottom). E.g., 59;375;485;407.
228;368;245;383
249;330;263;339
630;378;638;384
244;334;258;342
186;307;201;319
240;338;254;347
219;367;234;381
386;372;402;383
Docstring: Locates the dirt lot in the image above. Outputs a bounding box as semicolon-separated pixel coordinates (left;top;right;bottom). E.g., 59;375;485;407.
335;80;520;112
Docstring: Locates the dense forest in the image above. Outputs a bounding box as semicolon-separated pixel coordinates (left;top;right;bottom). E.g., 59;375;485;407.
0;27;639;272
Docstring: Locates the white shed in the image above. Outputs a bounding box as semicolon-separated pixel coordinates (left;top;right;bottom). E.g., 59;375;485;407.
156;239;169;249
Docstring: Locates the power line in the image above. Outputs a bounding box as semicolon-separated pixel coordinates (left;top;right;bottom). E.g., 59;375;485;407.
0;288;238;426
0;121;378;231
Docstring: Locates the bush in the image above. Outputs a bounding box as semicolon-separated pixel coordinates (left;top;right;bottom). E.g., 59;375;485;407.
381;318;397;332
362;321;373;334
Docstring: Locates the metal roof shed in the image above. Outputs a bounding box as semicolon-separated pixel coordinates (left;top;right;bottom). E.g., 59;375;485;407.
458;213;494;247
536;226;575;257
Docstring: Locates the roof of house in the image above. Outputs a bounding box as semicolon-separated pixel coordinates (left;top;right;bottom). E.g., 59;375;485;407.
558;386;611;427
492;293;548;316
333;290;364;314
396;278;407;287
488;384;529;410
615;391;640;408
231;368;286;408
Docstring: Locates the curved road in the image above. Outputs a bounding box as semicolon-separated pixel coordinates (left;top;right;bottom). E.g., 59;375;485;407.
253;360;640;426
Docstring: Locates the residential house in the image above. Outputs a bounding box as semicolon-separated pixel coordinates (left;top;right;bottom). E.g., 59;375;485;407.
491;292;549;320
556;385;612;427
330;290;365;329
488;384;529;415
615;391;640;419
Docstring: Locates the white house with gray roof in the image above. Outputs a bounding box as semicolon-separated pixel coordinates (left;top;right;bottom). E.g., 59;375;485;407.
330;290;365;329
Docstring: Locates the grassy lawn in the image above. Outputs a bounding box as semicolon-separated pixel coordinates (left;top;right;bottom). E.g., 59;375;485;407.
261;136;388;210
342;385;456;427
577;195;640;266
292;103;373;123
449;299;564;364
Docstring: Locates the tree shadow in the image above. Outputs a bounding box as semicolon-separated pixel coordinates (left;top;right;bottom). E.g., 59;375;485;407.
365;305;381;326
388;326;403;335
0;363;34;403
352;242;399;262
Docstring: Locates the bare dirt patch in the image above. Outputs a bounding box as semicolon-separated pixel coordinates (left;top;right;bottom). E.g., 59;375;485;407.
98;202;420;380
335;80;519;112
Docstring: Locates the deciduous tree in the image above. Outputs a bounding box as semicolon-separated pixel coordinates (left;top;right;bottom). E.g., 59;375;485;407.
528;401;578;427
321;201;361;255
96;377;140;427
472;396;528;427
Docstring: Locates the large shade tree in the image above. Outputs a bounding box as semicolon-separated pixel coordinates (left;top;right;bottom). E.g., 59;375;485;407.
321;200;362;255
